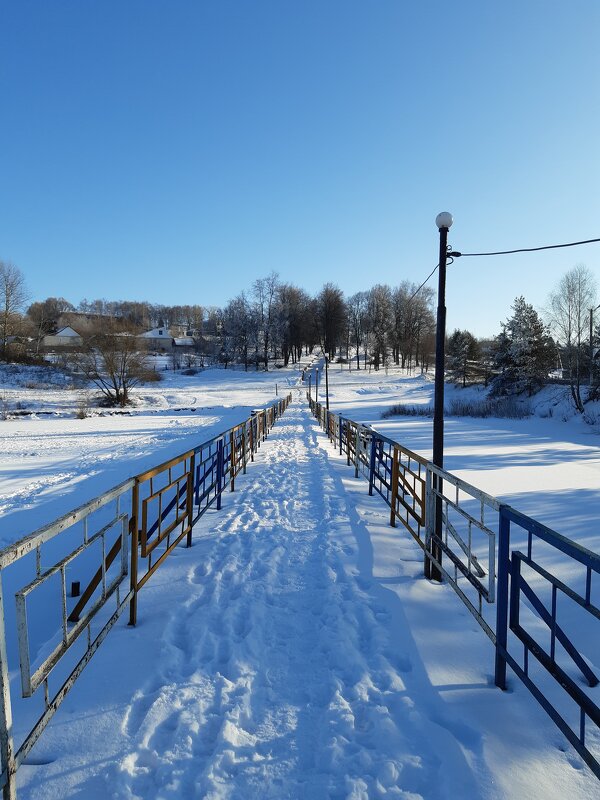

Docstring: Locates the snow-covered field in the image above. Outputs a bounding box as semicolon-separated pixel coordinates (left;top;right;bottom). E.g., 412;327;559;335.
323;368;600;551
0;364;298;543
0;361;598;798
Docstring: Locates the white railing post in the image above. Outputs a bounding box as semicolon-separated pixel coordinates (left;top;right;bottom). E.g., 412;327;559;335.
0;577;16;800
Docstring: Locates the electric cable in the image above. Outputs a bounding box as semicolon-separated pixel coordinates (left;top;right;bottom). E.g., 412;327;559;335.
408;264;439;302
449;236;600;259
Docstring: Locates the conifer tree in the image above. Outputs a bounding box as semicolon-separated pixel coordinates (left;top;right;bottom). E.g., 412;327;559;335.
447;329;479;387
491;297;554;396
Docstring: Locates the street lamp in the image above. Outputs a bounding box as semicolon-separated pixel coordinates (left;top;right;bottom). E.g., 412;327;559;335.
426;211;453;582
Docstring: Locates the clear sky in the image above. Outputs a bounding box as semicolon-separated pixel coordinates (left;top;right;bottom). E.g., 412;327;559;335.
1;0;599;337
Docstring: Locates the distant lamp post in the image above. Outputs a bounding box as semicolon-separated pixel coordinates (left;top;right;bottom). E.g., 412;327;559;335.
427;211;453;582
315;367;319;402
325;356;330;410
590;304;600;388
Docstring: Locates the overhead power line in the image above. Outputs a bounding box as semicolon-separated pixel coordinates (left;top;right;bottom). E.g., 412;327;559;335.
449;236;600;259
409;235;600;301
408;264;439;302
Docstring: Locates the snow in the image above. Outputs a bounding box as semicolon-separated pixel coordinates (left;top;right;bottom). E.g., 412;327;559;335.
321;369;600;550
0;361;598;798
0;365;295;543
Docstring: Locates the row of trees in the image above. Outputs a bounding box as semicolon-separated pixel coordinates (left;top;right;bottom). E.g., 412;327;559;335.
1;260;437;373
218;276;436;372
2;256;598;412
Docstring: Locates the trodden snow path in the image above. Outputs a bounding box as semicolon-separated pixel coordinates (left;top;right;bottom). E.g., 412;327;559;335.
111;402;489;800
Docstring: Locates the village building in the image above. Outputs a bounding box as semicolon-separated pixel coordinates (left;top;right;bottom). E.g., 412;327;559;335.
41;326;83;349
137;328;174;351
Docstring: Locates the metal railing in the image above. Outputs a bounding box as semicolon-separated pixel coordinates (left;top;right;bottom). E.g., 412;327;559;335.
0;394;292;799
307;394;599;778
310;396;496;634
495;506;600;779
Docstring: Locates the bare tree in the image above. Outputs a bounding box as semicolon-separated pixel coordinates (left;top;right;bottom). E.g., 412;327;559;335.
548;264;596;412
72;321;151;407
317;283;346;359
347;292;368;369
276;285;309;366
0;261;28;357
390;282;435;371
27;296;74;352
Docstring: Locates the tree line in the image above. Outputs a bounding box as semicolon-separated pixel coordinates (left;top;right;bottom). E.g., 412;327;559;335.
218;276;436;372
0;262;438;375
1;258;598;413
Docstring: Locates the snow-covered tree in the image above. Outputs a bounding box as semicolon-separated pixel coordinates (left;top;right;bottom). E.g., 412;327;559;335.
367;285;392;370
224;294;251;369
490;296;554;397
252;272;280;370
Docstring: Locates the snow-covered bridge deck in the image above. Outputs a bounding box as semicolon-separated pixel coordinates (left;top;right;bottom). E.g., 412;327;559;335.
19;402;597;799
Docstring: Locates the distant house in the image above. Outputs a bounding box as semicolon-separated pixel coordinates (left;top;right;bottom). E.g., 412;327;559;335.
42;326;83;349
138;328;174;351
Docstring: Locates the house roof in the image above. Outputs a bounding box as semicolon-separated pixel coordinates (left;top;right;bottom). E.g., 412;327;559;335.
173;337;195;346
140;328;172;338
54;326;81;337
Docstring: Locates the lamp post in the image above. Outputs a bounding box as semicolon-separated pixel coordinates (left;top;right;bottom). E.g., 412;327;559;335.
315;367;319;402
426;211;453;582
325;356;330;410
308;374;312;402
590;304;600;388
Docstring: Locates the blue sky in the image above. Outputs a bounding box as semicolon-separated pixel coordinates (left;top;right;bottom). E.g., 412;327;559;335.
1;0;599;336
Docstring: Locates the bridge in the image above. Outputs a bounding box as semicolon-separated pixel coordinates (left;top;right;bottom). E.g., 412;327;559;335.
0;394;597;798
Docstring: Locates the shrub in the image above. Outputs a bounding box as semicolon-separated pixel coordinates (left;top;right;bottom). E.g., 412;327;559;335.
448;397;531;419
76;393;92;419
382;404;433;418
383;398;531;420
141;369;162;383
